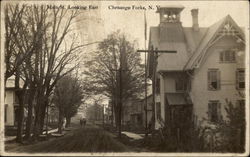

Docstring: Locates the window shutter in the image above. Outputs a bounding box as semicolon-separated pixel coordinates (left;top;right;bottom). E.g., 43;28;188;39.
220;52;223;62
208;103;212;121
217;102;222;121
217;70;221;90
208;71;211;90
236;70;239;89
232;51;236;61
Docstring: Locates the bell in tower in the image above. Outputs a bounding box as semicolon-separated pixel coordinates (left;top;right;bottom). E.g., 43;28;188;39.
156;5;186;42
156;5;184;23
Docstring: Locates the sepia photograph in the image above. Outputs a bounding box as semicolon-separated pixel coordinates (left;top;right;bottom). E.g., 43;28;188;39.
0;0;249;156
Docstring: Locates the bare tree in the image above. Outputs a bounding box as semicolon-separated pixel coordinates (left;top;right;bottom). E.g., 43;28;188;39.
4;3;84;141
4;4;44;142
83;31;145;137
27;6;83;140
4;4;31;84
52;73;85;133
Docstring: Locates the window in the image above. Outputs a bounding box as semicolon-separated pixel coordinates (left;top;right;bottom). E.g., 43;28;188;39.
208;69;220;90
175;78;187;91
156;78;160;94
156;102;161;120
208;101;221;123
236;69;245;89
220;50;235;62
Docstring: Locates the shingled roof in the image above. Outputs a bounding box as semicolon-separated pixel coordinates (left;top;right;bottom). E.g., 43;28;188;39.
147;14;245;77
184;15;245;70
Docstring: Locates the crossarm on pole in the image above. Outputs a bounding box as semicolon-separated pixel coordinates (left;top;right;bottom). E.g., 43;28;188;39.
137;50;177;53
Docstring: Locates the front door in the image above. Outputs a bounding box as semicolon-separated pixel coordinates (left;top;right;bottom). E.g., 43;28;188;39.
169;105;192;140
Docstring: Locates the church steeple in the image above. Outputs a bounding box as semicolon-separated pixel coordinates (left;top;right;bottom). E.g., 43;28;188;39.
156;5;184;24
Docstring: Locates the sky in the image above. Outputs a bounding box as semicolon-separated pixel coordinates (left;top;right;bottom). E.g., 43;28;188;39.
99;0;249;50
3;0;248;105
67;0;249;62
12;0;248;59
70;0;249;104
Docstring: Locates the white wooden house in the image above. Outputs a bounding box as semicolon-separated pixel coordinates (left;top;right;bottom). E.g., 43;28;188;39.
147;5;245;137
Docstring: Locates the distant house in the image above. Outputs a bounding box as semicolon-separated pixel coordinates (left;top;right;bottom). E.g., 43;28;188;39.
122;99;143;130
122;100;133;127
4;77;19;126
121;95;153;131
4;77;30;126
129;99;143;130
147;5;245;137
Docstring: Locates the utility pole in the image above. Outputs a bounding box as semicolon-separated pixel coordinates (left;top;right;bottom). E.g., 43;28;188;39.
46;103;49;136
137;48;176;131
111;38;127;138
118;38;126;139
144;48;148;137
103;104;105;128
118;65;122;138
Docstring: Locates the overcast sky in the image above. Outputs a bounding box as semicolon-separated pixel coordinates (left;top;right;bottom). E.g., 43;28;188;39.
71;0;249;104
99;0;249;50
3;0;248;104
13;0;248;53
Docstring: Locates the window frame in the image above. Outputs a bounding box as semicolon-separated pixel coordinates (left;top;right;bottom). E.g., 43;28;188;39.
208;100;221;123
175;78;187;92
219;50;236;63
236;69;245;90
208;69;221;91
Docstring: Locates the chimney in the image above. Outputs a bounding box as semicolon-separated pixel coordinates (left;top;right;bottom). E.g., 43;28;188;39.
191;9;199;31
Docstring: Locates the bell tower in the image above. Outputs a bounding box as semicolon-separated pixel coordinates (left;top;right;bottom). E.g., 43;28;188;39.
156;5;185;42
156;5;184;25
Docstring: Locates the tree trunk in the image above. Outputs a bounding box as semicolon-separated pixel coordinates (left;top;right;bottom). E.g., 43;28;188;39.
33;112;41;140
111;97;114;126
15;69;27;143
58;109;63;134
114;105;119;129
37;95;49;134
66;117;71;128
16;91;25;143
39;104;46;134
25;89;35;139
33;95;44;140
118;104;122;138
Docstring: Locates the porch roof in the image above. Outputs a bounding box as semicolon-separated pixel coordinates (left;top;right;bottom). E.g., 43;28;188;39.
165;93;192;105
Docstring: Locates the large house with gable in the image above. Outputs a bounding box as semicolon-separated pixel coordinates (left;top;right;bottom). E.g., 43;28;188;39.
147;5;245;137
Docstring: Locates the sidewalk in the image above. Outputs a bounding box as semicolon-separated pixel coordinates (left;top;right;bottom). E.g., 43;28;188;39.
122;131;144;140
4;128;58;142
